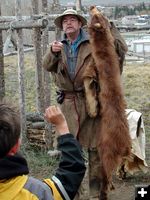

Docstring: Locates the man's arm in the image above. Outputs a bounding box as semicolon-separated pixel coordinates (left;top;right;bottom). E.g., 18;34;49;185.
42;41;63;72
44;106;86;200
42;45;59;72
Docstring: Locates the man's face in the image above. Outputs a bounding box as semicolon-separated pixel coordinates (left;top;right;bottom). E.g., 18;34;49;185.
62;15;82;34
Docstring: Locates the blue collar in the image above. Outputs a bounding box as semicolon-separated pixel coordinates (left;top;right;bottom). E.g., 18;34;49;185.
62;29;89;54
62;28;89;45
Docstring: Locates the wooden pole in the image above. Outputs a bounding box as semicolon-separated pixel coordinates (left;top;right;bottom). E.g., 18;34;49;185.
0;15;61;23
0;18;48;30
32;0;45;113
76;0;82;11
0;4;5;100
15;0;27;140
42;0;53;148
42;0;51;109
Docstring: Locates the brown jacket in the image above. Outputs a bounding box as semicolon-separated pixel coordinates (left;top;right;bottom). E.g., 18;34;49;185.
42;27;127;148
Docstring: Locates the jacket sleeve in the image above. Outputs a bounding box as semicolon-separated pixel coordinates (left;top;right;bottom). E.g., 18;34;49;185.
42;46;60;73
52;134;86;200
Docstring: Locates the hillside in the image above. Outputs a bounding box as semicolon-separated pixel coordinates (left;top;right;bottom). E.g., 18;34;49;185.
1;0;149;16
60;0;150;6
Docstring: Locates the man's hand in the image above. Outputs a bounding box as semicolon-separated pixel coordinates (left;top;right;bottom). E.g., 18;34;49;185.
44;106;69;135
51;41;63;53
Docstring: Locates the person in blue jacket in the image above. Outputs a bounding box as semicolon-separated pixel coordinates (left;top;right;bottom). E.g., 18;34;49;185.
0;101;86;200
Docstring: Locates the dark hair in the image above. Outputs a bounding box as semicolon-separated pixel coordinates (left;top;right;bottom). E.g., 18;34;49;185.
0;101;21;158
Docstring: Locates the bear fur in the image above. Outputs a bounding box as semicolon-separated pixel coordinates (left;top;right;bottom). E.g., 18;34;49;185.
83;6;131;200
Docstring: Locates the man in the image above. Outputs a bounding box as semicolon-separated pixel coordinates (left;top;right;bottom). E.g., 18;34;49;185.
0;102;86;200
42;9;128;200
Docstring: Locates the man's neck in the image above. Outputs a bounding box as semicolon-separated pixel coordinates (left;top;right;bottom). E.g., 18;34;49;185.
66;30;80;43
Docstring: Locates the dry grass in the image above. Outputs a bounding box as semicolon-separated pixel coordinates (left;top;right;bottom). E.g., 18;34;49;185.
123;62;150;166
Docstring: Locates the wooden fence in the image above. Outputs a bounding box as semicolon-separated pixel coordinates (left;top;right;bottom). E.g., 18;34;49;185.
0;0;63;148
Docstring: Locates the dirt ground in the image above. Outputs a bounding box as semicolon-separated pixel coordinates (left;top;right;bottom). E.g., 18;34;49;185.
81;165;150;200
108;173;150;200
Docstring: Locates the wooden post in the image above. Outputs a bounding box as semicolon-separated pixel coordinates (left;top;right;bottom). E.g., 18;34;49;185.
0;18;48;30
55;26;61;41
15;0;27;140
42;0;53;148
42;0;51;109
76;0;82;12
32;0;45;113
0;4;5;100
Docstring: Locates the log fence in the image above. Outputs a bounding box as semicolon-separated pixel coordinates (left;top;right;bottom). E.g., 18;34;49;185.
0;0;63;148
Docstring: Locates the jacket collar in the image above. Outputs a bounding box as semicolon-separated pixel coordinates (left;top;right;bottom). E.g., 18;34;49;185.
0;153;29;180
62;28;89;45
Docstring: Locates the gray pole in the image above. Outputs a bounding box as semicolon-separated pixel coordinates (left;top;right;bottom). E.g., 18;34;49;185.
76;0;82;12
0;4;5;100
32;0;45;113
42;0;51;109
15;0;27;140
42;0;53;148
